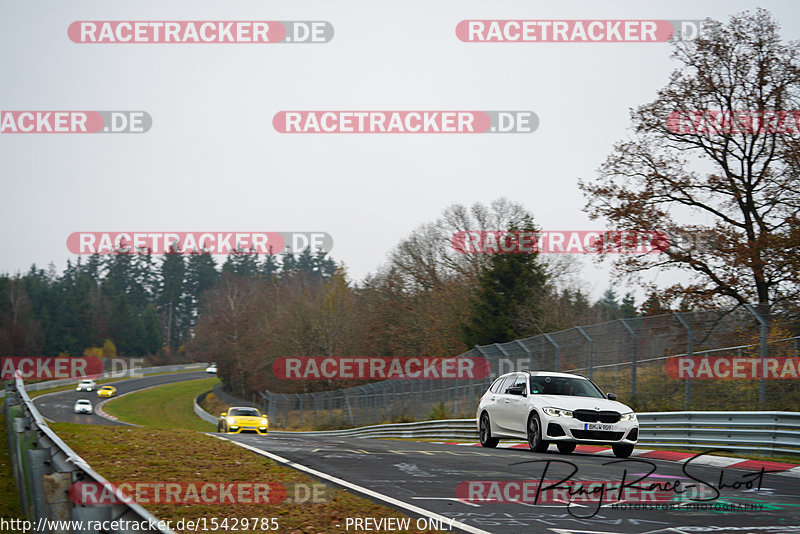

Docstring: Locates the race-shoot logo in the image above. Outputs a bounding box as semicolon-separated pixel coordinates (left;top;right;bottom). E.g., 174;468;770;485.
0;111;151;133
456;20;702;42
66;232;333;255
273;356;490;380
273;111;538;134
68;21;333;43
452;231;669;254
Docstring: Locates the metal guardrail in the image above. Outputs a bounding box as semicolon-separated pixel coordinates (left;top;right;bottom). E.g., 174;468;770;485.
636;411;800;456
0;363;205;399
194;391;219;425
5;374;175;533
196;406;800;458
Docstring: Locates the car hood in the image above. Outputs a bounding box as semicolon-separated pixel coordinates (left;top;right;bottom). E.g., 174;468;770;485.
229;416;266;424
531;395;633;413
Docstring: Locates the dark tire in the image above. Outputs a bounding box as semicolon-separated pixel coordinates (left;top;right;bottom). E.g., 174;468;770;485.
557;442;576;454
527;413;549;452
479;413;499;448
612;444;634;458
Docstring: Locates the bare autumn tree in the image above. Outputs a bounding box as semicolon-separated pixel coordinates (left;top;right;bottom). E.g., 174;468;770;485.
579;9;800;318
390;198;532;289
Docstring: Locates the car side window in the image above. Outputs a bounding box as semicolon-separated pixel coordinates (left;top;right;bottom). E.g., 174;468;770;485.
511;374;527;393
489;377;505;393
501;375;520;394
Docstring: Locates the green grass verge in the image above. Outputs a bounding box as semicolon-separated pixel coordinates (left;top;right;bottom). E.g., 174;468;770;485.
103;378;219;432
0;401;25;520
49;423;442;533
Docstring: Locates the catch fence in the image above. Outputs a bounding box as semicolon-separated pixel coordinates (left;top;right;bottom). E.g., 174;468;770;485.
258;307;800;429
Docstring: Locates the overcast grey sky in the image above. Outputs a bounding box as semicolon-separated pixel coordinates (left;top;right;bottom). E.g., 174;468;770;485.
1;1;798;301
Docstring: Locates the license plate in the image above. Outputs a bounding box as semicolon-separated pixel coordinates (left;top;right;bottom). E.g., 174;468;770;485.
243;427;255;430
584;423;613;431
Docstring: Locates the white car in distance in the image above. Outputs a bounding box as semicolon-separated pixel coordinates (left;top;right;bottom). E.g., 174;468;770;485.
74;399;93;414
75;379;97;392
476;371;639;458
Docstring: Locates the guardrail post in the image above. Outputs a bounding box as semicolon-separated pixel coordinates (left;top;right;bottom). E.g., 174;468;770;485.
297;394;303;428
674;312;694;409
574;327;594;380
619;318;638;398
744;303;769;408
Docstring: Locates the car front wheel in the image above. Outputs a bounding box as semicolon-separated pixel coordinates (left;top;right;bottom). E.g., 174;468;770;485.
527;414;549;453
612;444;634;458
479;413;499;448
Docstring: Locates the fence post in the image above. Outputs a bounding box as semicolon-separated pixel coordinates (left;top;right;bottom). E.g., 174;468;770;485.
619;318;638;398
574;327;594;380
543;333;560;372
744;303;769;408
514;340;533;372
674;312;694;409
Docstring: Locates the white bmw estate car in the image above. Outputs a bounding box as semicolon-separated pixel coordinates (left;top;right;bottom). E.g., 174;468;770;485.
476;371;638;458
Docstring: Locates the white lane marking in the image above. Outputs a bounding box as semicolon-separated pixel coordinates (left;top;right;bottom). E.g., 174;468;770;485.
212;435;494;534
412;497;481;508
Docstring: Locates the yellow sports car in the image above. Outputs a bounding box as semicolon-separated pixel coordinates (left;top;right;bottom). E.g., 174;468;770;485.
218;407;268;435
96;385;117;398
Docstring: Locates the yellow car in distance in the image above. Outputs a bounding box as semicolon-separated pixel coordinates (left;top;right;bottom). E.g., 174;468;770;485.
96;386;117;398
218;407;268;435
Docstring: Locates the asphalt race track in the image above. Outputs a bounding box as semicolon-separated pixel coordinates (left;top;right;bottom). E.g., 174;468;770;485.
218;433;800;534
27;375;800;534
31;371;210;426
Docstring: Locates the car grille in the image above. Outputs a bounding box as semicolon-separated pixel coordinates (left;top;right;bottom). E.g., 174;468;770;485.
570;430;624;441
573;410;621;423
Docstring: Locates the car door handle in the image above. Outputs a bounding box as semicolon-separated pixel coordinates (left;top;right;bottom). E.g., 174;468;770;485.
504;399;510;404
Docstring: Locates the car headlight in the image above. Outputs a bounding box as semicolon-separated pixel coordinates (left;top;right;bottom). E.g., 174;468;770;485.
542;407;573;417
620;412;637;421
260;418;268;426
227;417;236;425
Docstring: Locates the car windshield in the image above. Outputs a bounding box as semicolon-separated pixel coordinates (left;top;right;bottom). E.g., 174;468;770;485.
529;376;604;398
76;400;90;404
229;408;260;417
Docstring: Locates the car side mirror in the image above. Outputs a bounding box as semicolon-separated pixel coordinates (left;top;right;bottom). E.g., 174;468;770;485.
507;385;526;397
220;412;226;417
607;393;617;401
